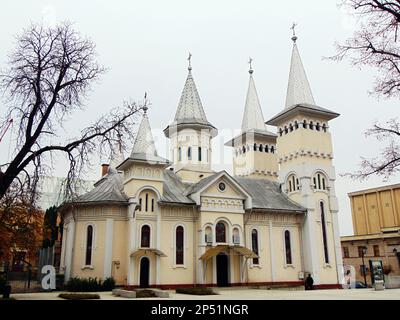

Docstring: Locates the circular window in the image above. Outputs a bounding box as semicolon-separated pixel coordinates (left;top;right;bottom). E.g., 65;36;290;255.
218;182;226;192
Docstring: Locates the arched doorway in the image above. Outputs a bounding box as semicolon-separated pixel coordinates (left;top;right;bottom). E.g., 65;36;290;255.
216;253;229;287
139;257;150;288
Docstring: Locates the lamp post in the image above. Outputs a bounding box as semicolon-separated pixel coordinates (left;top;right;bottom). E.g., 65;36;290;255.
361;246;368;287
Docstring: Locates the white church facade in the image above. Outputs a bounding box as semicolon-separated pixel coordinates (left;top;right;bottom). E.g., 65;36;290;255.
59;34;344;289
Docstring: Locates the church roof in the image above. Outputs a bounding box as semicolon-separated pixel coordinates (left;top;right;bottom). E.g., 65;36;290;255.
73;170;128;205
235;177;305;212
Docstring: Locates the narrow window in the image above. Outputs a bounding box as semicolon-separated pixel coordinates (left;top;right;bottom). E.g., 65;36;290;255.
151;198;154;212
316;123;320;131
85;225;93;266
289;180;292;193
176;226;184;265
259;144;263;152
303;120;307;129
317;174;321;190
373;245;380;257
145;193;148;212
284;230;292;265
313;177;317;189
265;145;269;153
178;147;182;161
284;126;288;134
187;147;192;160
253;143;257;151
279;128;283;136
216;222;226;243
252;229;259;265
242;146;246;153
270;146;275;154
320;202;329;264
343;246;349;258
141;225;150;248
309;121;314;130
296;178;300;190
139;198;142;211
198;147;202;161
322;177;326;190
322;124;327;132
289;123;293;132
294;121;299;129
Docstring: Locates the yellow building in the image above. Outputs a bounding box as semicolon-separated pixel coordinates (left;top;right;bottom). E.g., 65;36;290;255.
60;34;343;289
341;184;400;287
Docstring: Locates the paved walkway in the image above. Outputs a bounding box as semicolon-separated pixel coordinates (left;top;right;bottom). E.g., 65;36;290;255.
10;288;400;300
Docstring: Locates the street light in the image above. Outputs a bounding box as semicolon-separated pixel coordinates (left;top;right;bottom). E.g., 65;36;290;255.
361;246;368;287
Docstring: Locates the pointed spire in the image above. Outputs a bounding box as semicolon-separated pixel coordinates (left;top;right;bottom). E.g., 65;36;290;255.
173;54;209;125
131;108;158;157
285;29;315;109
241;59;266;132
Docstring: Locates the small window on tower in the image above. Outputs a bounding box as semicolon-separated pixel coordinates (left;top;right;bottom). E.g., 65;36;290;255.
313;172;328;191
289;123;293;132
259;144;263;152
316;123;321;131
294;121;299;129
265;145;269;153
253;143;257;151
188;147;192;160
198;147;202;162
270;146;275;154
322;124;327;132
309;121;314;130
303;120;307;129
284;126;288;134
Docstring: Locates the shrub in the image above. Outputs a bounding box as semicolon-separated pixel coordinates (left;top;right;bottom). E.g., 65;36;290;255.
66;277;116;292
175;287;217;295
59;293;100;300
0;275;6;294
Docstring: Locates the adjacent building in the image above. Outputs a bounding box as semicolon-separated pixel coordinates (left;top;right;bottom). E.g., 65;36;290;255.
341;184;400;287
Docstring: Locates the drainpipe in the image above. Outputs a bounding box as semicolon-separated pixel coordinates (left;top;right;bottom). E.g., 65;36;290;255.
193;207;197;287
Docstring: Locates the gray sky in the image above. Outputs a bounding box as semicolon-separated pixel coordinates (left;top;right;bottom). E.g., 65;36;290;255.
0;0;399;236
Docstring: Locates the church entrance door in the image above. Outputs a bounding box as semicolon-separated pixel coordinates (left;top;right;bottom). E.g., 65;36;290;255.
139;257;150;288
216;253;229;287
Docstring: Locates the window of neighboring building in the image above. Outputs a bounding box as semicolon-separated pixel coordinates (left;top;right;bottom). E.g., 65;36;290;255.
176;226;184;265
284;230;292;265
252;229;259;265
141;225;151;248
343;246;350;258
320;201;329;264
216;222;226;243
85;225;93;266
373;245;380;257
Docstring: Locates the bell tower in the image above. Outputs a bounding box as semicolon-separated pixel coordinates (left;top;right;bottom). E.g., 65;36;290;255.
225;60;278;180
266;30;343;286
164;54;218;183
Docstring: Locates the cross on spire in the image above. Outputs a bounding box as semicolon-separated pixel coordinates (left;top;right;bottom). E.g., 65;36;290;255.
291;22;298;42
248;57;253;74
188;52;192;71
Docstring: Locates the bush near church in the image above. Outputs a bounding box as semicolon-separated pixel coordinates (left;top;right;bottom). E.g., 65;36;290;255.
66;277;115;292
175;287;217;295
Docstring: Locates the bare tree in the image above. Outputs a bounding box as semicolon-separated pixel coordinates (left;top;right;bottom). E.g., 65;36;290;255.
332;0;400;179
0;23;144;200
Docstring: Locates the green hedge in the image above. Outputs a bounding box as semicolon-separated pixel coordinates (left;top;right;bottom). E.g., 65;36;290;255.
59;293;100;300
175;287;217;295
66;277;115;292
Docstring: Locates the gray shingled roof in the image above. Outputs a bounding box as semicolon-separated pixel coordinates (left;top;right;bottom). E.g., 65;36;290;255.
160;170;195;204
74;170;128;204
235;177;306;212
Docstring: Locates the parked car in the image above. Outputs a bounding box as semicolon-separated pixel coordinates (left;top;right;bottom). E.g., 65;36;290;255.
355;281;367;289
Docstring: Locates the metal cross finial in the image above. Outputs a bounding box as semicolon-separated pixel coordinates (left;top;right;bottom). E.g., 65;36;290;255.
188;52;192;71
291;22;298;42
143;92;148;113
248;57;253;74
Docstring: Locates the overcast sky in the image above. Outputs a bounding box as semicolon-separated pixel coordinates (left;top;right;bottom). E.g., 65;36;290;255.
0;0;399;236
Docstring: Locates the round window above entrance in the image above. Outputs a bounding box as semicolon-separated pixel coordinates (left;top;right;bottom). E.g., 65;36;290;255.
218;182;226;192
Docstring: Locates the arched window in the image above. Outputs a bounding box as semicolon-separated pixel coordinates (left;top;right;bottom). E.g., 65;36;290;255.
205;226;212;244
289;123;293;132
294;121;299;129
309;121;314;130
178;147;182;161
270;146;275;154
253;143;257;151
320;202;329;264
216;222;226;243
322;124;327;132
151;199;154;212
287;174;300;193
284;126;288;134
265;145;269;153
316;123;321;131
313;172;327;191
176;226;184;265
284;230;292;265
303;120;307;129
259;144;263;152
141;225;151;248
145;193;149;211
85;225;93;266
198;147;202;161
279;128;283;136
251;229;259;265
242;146;246;153
187;147;192;160
232;228;240;244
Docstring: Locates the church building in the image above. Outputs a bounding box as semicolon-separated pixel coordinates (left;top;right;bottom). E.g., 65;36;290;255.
59;33;344;289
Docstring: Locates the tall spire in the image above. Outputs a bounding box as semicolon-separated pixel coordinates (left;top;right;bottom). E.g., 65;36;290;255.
285;28;315;109
241;59;266;132
173;54;210;126
131;107;158;157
